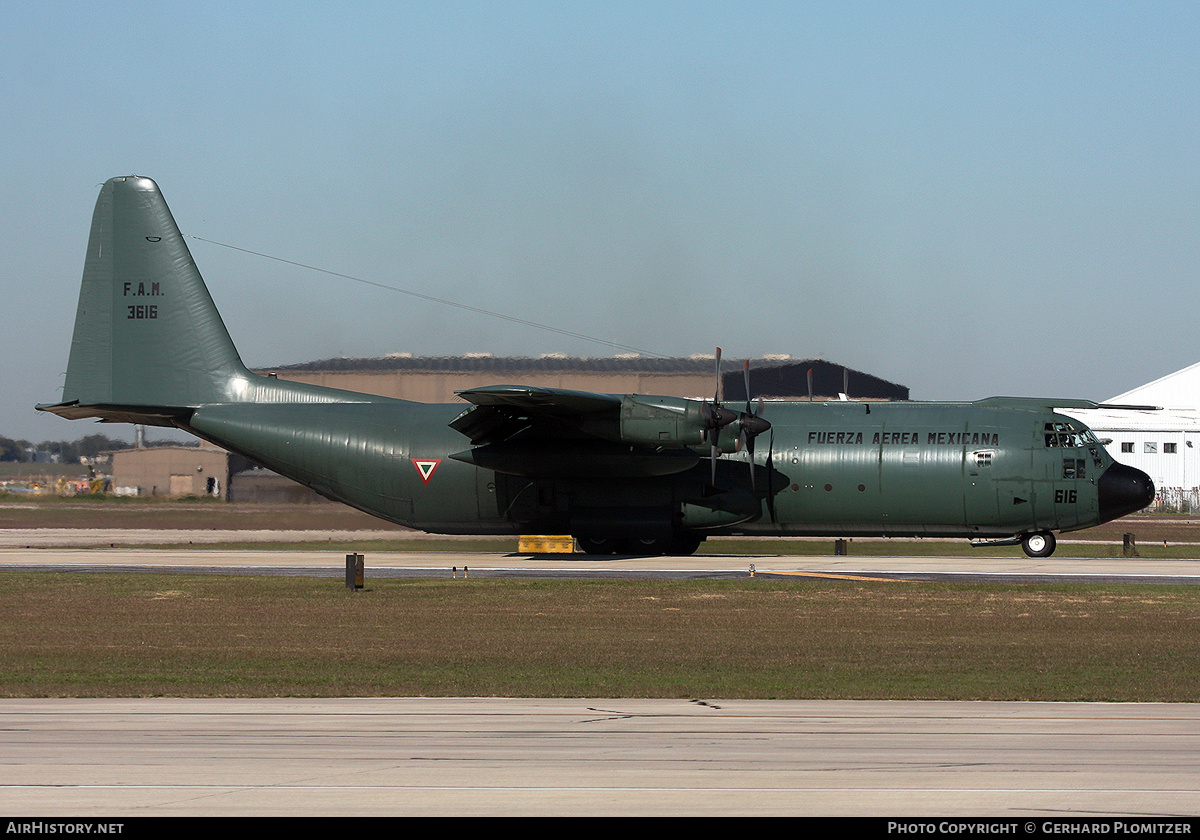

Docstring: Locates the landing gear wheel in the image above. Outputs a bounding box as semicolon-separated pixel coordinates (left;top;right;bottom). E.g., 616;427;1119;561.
1021;531;1056;558
666;534;703;556
630;537;669;556
576;534;703;556
576;537;629;555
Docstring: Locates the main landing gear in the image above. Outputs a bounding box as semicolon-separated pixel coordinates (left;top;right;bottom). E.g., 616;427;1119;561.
1021;531;1056;558
576;534;705;556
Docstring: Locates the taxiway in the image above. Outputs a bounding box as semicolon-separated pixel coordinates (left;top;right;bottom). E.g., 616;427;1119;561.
2;540;1199;584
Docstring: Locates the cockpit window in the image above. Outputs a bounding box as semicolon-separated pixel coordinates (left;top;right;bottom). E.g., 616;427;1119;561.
1044;421;1098;448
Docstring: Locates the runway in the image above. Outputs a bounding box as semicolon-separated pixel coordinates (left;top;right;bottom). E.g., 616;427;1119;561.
2;542;1200;584
2;697;1198;817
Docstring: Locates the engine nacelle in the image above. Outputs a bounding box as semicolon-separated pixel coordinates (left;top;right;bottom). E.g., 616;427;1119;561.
618;395;710;447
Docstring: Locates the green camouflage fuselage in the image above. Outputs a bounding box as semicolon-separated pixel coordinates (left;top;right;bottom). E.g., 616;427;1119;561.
38;177;1155;555
181;394;1114;540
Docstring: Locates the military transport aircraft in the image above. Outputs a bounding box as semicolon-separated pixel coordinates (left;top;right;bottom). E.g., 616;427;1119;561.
38;176;1155;557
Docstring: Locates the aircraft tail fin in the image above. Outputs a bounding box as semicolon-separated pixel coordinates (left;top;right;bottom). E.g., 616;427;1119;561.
39;176;366;426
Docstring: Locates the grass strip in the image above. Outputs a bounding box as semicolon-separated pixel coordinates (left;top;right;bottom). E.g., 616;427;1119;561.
1;572;1197;701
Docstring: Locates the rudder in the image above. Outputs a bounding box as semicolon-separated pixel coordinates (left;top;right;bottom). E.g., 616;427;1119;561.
40;175;391;427
49;176;252;422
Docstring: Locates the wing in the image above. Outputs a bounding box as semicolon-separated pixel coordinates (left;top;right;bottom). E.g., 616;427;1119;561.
448;385;718;478
449;385;623;446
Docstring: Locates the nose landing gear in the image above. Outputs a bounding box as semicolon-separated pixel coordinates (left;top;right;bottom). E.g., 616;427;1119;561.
1021;531;1056;558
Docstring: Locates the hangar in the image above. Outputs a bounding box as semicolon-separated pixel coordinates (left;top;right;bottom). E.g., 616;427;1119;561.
110;442;253;498
1064;362;1200;512
259;354;910;403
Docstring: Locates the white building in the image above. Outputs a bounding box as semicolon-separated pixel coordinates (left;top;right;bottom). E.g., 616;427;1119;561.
1064;362;1200;512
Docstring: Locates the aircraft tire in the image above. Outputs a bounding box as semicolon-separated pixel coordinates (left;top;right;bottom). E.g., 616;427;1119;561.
576;537;628;555
1021;531;1056;558
577;536;696;556
623;535;705;556
666;534;703;556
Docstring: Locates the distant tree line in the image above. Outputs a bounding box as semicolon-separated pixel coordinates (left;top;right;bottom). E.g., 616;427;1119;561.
0;433;196;463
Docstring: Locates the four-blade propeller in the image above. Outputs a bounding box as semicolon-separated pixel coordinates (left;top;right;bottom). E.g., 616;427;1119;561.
737;360;771;490
701;348;772;489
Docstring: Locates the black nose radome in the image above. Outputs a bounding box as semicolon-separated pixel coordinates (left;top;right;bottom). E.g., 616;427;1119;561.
1098;462;1155;522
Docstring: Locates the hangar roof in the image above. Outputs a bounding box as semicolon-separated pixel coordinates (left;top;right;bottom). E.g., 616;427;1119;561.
1109;361;1200;410
1062;360;1200;434
263;355;910;401
272;354;792;374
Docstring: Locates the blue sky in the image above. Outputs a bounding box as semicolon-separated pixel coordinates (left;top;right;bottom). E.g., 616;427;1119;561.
4;2;1198;442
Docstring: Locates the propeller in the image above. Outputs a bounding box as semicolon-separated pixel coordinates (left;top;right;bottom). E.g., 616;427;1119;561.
701;348;738;485
764;425;778;523
700;350;772;489
737;360;771;490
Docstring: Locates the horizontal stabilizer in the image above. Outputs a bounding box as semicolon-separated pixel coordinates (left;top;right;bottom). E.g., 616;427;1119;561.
34;400;192;427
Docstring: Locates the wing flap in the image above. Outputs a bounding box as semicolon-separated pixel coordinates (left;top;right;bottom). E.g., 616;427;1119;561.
450;385;622;446
456;385;622;412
